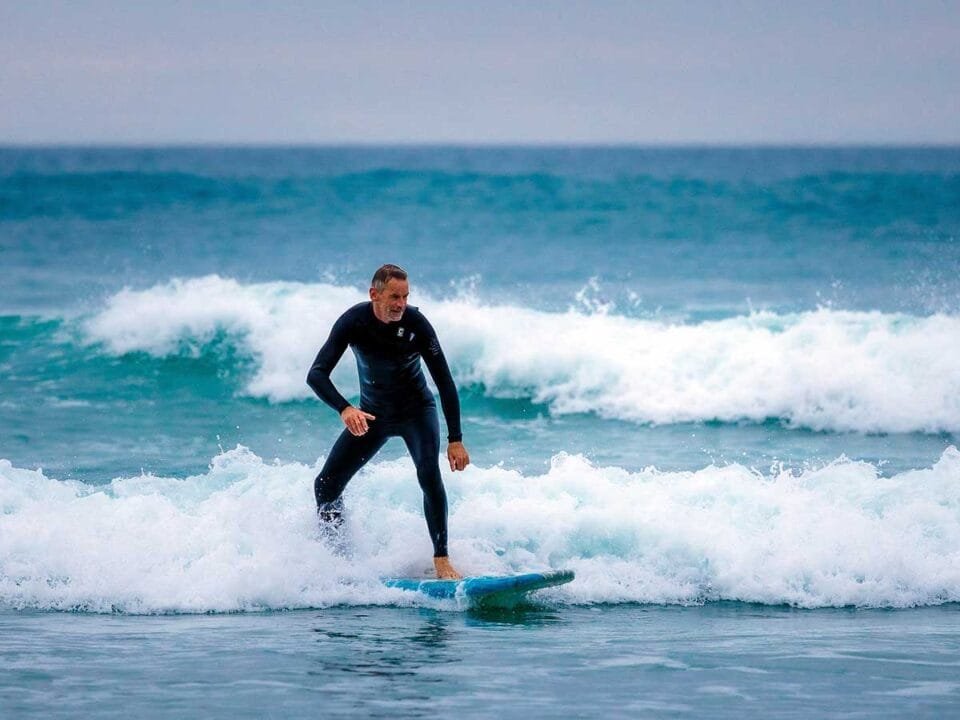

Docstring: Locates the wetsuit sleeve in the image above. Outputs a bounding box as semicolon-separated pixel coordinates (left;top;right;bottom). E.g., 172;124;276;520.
306;313;353;415
417;317;463;443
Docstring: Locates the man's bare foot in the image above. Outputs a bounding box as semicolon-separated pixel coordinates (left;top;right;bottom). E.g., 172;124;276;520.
434;556;463;580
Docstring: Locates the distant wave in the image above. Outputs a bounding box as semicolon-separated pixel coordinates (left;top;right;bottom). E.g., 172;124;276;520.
81;276;960;434
3;167;957;226
2;446;958;612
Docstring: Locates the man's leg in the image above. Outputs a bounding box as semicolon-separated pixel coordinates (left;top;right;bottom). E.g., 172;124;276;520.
315;425;388;527
400;407;460;578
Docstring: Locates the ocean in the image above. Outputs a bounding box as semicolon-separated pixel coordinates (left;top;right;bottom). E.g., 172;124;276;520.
2;145;959;717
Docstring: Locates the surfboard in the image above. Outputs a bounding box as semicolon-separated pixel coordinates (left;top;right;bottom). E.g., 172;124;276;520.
383;569;574;605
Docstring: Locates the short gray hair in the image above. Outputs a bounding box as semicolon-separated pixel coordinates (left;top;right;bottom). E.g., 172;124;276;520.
371;264;408;292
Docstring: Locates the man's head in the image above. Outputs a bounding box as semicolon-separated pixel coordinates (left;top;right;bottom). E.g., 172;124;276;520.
370;264;409;323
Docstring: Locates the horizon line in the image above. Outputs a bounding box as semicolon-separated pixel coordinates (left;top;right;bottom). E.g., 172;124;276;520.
3;140;960;150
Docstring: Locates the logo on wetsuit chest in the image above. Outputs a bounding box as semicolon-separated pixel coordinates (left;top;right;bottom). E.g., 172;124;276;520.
397;327;414;341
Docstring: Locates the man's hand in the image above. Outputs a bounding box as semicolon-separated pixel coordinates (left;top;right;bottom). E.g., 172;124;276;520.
447;441;470;472
340;406;376;436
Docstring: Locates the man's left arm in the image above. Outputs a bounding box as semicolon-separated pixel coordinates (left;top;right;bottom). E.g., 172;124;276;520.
418;318;469;471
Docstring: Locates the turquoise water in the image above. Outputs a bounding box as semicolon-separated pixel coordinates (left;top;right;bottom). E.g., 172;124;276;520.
2;146;960;716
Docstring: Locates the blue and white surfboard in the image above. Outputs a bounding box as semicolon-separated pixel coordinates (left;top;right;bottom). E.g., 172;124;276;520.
383;569;574;604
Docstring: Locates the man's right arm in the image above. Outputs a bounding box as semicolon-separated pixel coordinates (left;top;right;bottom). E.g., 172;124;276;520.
306;315;352;414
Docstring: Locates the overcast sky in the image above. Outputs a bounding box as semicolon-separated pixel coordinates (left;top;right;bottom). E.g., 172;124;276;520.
2;1;958;144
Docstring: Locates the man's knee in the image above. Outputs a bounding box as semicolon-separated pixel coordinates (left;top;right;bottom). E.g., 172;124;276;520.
415;462;444;493
314;471;345;505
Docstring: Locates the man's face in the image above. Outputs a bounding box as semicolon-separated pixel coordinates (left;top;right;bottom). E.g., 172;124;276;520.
370;278;409;323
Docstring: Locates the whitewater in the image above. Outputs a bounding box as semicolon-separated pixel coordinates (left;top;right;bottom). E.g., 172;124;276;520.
9;271;958;616
2;443;958;613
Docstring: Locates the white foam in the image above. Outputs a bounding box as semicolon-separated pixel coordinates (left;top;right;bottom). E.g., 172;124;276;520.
2;446;959;613
83;275;960;433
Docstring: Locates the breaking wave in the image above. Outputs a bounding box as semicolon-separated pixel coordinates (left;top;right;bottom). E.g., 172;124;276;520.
81;276;960;434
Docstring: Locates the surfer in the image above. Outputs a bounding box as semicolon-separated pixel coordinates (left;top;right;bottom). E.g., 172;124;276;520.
307;264;470;580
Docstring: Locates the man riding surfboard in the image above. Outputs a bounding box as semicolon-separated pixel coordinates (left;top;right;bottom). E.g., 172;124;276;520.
307;264;469;579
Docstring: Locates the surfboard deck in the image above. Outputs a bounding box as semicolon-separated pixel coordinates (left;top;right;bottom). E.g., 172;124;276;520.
383;569;574;605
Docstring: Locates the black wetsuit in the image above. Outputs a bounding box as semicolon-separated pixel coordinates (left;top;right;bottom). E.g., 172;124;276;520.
306;302;462;557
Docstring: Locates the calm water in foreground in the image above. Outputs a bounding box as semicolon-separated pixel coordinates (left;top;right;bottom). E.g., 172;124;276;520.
3;603;959;718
